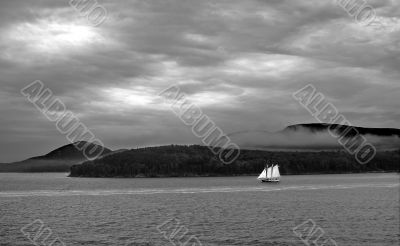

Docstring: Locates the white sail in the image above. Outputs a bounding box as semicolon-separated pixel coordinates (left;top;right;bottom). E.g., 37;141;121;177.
258;163;280;182
257;168;267;179
266;166;273;178
272;165;280;178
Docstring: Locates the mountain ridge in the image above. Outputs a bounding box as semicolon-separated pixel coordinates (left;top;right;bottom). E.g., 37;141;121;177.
0;141;111;172
1;123;399;173
283;123;400;137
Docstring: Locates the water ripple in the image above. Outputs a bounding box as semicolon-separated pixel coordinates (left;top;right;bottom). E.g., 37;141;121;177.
0;183;397;197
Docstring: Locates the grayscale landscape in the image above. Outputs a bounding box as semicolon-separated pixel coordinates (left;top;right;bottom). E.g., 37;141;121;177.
0;0;399;245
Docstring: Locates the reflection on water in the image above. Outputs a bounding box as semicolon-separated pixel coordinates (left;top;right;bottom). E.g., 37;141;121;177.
0;173;399;245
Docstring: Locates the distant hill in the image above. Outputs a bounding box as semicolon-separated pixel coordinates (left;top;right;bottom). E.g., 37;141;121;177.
96;149;129;159
70;145;399;178
2;123;399;174
0;141;111;172
228;124;400;151
283;123;400;137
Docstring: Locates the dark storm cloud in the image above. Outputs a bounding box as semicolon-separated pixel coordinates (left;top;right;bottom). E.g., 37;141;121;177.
0;0;399;162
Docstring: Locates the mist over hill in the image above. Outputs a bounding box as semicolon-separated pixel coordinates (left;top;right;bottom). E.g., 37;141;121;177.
283;123;400;137
69;125;400;178
1;124;399;174
229;124;400;151
0;141;111;172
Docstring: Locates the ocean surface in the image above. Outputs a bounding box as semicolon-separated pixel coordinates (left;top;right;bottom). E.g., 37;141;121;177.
0;173;398;245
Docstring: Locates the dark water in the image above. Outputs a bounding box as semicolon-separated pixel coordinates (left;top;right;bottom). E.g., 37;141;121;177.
0;173;398;245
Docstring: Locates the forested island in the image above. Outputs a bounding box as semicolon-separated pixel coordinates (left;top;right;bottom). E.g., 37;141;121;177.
69;145;399;177
1;124;399;174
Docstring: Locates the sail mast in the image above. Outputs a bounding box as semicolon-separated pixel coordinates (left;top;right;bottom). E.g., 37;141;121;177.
268;164;272;179
270;163;274;179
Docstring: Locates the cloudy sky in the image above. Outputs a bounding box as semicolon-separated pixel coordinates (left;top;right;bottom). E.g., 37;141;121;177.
0;0;399;162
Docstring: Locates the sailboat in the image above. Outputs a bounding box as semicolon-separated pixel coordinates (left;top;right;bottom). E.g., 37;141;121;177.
257;163;280;182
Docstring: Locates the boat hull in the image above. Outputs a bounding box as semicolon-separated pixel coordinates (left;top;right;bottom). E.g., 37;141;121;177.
259;179;280;183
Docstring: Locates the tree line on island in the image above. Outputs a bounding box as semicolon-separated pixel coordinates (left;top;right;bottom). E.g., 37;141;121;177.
69;145;399;177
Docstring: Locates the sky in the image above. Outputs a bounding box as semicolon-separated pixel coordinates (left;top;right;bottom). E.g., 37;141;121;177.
0;0;399;162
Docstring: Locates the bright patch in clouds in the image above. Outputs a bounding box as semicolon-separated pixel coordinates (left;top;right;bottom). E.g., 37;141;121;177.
224;54;310;77
7;21;101;53
103;87;156;108
191;91;237;107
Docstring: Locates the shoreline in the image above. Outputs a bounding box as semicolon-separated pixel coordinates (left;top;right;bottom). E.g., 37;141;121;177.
68;170;399;178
